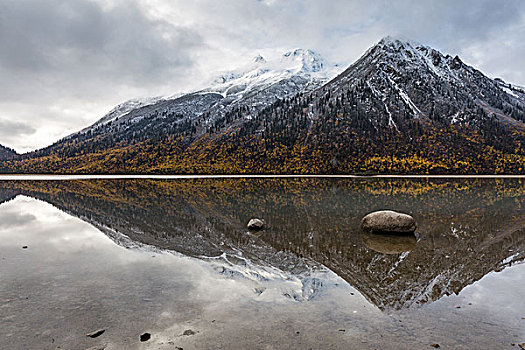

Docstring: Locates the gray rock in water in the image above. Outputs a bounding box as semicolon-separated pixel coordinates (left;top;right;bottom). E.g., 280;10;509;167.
361;210;416;234
247;218;265;230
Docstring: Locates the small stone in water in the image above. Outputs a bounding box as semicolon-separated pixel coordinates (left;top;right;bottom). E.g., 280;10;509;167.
85;345;106;350
140;333;151;342
22;246;28;249
86;329;105;338
247;218;264;230
183;329;195;336
430;344;440;348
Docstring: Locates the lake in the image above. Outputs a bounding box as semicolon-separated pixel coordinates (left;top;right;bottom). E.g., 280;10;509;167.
0;177;524;349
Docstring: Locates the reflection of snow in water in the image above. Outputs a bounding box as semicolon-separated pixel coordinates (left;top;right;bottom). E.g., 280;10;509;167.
78;212;342;303
206;251;335;302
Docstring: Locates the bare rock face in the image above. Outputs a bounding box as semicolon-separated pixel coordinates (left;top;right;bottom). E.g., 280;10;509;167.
247;218;265;230
361;210;416;234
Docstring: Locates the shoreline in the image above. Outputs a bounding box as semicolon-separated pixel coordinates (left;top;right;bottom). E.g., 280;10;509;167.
1;174;525;180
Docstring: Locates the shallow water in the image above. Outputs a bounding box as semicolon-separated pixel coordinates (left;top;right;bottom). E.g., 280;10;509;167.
0;178;524;349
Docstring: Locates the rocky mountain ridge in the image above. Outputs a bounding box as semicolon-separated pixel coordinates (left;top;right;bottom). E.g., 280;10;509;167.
325;36;525;128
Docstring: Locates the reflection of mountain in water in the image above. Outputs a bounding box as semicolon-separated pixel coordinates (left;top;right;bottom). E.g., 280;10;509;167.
0;188;18;205
1;178;524;310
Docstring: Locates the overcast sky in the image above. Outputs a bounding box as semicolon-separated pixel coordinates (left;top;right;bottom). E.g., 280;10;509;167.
1;0;524;152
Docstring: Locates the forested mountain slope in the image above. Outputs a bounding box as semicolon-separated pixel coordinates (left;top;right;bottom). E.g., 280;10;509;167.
0;144;18;161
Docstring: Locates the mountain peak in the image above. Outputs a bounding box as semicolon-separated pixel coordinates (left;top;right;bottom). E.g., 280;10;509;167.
281;48;325;72
331;35;525;129
378;35;424;49
369;35;465;74
209;48;335;92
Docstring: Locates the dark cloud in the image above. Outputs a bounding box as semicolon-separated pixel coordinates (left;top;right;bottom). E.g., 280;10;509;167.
0;0;202;83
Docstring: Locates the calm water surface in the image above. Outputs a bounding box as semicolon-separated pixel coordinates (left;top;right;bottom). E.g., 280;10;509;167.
0;178;524;349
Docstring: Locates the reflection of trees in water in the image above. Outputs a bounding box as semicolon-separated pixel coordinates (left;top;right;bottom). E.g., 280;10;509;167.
0;188;18;205
1;178;524;310
361;233;418;254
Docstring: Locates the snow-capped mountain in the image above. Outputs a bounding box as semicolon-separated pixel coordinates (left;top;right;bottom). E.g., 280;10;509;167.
203;49;332;101
79;36;522;145
54;48;338;150
208;48;332;97
324;35;525;129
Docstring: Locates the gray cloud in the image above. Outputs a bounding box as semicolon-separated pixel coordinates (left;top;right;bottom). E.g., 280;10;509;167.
0;0;523;152
0;0;202;83
0;118;36;148
0;119;35;136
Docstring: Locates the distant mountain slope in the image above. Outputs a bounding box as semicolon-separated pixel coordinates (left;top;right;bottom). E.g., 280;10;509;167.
2;37;525;174
0;144;17;161
27;49;337;160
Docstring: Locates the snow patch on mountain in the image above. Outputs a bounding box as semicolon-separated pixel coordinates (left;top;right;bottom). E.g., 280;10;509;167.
495;78;525;103
93;96;164;127
206;48;339;99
